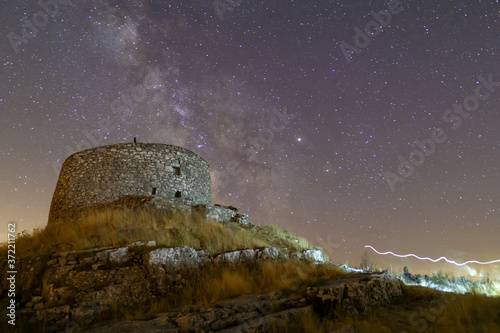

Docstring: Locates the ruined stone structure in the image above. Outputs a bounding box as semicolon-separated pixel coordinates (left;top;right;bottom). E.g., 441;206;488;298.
48;142;248;226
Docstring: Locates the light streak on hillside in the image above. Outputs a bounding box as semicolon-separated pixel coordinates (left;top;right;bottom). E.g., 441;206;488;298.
365;245;500;266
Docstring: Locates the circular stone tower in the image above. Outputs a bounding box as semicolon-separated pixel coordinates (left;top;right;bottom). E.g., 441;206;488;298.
48;143;212;225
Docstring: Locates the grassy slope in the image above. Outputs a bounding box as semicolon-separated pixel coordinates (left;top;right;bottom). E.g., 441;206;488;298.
348;284;500;333
2;207;314;257
2;207;499;332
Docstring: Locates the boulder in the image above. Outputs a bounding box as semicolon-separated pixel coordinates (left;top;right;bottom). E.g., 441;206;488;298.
148;246;202;270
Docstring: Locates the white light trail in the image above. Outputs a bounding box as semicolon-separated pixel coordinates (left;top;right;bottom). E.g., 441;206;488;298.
364;245;500;267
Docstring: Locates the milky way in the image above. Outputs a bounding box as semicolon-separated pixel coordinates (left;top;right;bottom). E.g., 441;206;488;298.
1;0;499;277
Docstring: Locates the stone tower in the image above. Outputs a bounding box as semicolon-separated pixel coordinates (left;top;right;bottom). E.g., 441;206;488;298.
48;142;212;225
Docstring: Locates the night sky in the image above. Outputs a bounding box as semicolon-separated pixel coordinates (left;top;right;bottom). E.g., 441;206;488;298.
1;0;499;277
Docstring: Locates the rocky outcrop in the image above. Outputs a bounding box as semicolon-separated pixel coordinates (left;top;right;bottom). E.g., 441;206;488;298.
397;271;496;295
213;247;280;264
306;271;403;318
89;292;313;333
0;242;402;332
143;198;252;227
0;244;329;332
87;271;403;333
290;249;325;264
207;204;250;227
149;246;203;270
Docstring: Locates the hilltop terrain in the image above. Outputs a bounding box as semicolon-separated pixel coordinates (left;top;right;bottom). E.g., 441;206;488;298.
1;207;499;332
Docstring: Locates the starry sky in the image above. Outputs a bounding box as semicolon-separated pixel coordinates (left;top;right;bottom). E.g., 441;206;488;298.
1;0;499;277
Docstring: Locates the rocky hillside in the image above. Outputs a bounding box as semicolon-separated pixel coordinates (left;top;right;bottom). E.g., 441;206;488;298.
89;271;402;333
0;241;402;332
2;208;499;332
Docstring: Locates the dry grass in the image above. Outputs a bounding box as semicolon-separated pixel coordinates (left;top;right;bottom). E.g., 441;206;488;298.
346;284;500;332
5;206;498;332
429;293;500;332
120;259;346;320
128;266;498;332
1;207;315;258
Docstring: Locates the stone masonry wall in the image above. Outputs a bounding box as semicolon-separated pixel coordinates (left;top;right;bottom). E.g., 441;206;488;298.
48;143;212;225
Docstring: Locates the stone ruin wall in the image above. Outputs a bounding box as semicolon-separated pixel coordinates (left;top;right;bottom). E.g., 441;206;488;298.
48;143;213;225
